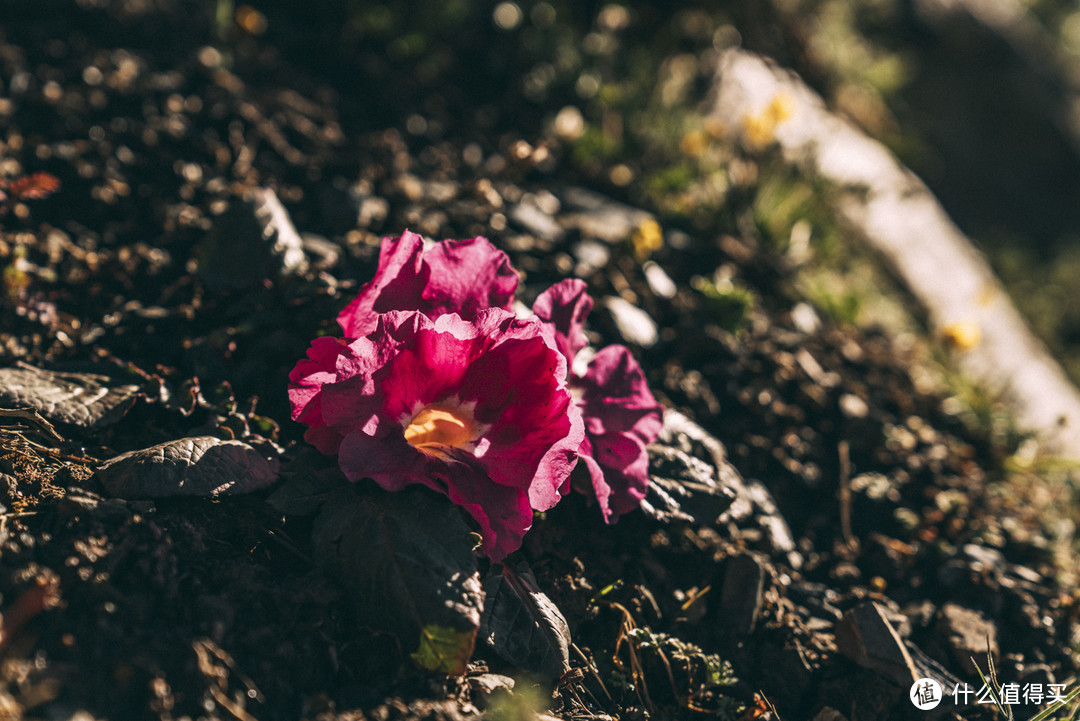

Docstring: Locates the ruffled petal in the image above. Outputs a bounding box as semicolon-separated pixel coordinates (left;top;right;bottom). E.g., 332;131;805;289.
338;428;427;490
337;230;427;337
421;237;518;318
454;310;583;510
574;344;663;522
532;278;593;364
578;345;664;441
584;431;650;521
336;232;516;338
288;336;355;455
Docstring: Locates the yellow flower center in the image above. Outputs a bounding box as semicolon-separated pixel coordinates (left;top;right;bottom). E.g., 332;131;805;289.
404;405;478;455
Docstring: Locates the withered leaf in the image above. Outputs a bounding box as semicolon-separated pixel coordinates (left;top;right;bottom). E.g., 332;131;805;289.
97;436;280;497
480;563;571;680
0;363;141;429
7;172;61;200
313;486;482;674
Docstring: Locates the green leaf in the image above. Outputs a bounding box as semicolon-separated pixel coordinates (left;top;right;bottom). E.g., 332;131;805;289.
1026;685;1080;721
313;486;482;675
411;624;479;674
480;563;571;680
267;448;345;515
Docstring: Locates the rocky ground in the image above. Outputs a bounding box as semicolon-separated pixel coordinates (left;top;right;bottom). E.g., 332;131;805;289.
0;2;1077;720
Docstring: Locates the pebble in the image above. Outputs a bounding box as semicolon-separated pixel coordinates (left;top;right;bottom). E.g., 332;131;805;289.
839;393;869;419
572;239;610;276
509;202;563;241
937;603;998;675
836;602;917;687
467;673;515;703
719;552;767;636
643;261;677;299
560;186;653;243
791;302;821;334
602;296;658;347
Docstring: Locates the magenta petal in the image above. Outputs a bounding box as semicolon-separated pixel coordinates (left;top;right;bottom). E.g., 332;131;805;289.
584;432;650;521
453;310;584;510
337;230;427;337
532;278;593;363
336;232;517;337
574;345;663;521
288;336;355;455
578;451;612;521
422;237;518;318
338;428;426;490
578;345;664;441
288;336;352;419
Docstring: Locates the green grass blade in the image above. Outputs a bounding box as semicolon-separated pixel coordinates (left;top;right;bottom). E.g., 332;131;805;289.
1025;686;1080;721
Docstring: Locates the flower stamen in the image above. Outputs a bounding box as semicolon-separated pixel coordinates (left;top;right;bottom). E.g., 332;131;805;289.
404;405;478;454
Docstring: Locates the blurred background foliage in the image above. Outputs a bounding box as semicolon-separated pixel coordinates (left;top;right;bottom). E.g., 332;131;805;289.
220;0;1080;383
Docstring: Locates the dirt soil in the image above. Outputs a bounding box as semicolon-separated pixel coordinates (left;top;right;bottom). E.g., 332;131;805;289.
0;3;1077;721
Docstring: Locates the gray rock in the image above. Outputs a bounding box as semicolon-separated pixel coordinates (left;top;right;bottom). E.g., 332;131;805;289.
836;602;918;688
572;240;611;276
937;603;998;676
559;186;654;243
643;410;740;524
719;552;768;636
509;202;564;242
467;673;515;702
197;187;307;288
812;709;848;721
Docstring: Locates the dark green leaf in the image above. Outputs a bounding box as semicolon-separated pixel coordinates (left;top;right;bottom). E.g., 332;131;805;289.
97;436;280;497
480;563;571;680
268;449;345;515
313;486;482;674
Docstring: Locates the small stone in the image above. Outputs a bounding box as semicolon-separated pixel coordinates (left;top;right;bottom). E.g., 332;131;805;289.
836;602;917;688
839;393;869;419
422;179;458;204
937;603;998;676
301;233;340;269
719;552;767;636
509;202;563;241
961;543;1004;571
643;261;677;299
357;196;389;229
1008;563;1043;585
572;240;610;276
791;302;821;334
396;173;423;202
602;296;658;347
468;673;515;704
196;187;306;288
560;186;654;243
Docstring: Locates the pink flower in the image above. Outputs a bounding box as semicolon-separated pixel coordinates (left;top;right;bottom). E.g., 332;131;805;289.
533;280;663;522
289;308;584;561
337;230;519;338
